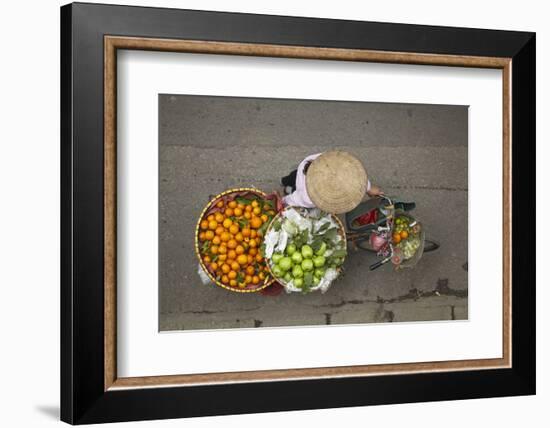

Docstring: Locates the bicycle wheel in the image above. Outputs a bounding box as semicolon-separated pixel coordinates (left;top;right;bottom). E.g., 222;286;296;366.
423;238;440;253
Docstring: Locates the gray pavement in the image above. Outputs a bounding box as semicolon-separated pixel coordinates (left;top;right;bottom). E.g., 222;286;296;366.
159;94;468;331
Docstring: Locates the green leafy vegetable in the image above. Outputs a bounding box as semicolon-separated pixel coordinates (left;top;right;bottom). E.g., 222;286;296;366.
317;222;331;234
236;271;245;283
201;241;211;252
310;238;324;253
235;197;253;205
323;228;338;243
303;272;313;293
331;249;347;258
237;218;249;228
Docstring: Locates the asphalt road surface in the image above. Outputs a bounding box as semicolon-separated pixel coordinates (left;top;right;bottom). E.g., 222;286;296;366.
158;94;468;331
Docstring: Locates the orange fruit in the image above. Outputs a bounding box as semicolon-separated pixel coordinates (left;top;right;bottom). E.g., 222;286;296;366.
235;245;245;255
204;230;215;240
250;217;262;229
200;220;209;230
221;264;231;274
242;228;251;238
203;255;211;263
255;254;263;263
249;239;257;248
237;203;245;210
223;218;232;229
214;212;224;223
215;226;224;236
237;254;248;265
228;200;237;209
235;232;244;242
245;205;252;212
212;236;221;245
246;265;255;275
229;279;237;287
392;233;401;244
210;245;219;255
199;232;206;240
253;207;261;215
249;247;257;256
247;254;254;264
244;212;251;219
227;249;237;260
207;214;215;222
231;261;240;271
251;200;259;208
245;275;252;284
220;232;231;242
228;270;237;280
216;200;224;208
208;220;218;230
227;239;237;249
229;224;239;235
234;207;243;217
225;208;234;217
210;262;218;271
218;245;227;255
252;275;260;285
221;275;229;284
218;254;227;262
400;230;409;239
261;214;269;223
258;272;265;280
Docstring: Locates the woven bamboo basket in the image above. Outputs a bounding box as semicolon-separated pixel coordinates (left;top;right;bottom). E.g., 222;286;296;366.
264;206;347;288
195;187;276;293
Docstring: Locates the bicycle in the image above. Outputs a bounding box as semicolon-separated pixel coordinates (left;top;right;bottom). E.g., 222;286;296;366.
344;195;440;271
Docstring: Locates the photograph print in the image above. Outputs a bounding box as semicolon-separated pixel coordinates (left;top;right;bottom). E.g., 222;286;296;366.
158;94;468;331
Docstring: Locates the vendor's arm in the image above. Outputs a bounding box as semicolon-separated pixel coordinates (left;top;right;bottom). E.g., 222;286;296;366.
362;179;384;200
366;183;384;197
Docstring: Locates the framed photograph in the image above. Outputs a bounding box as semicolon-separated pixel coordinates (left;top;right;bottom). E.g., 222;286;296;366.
61;2;535;424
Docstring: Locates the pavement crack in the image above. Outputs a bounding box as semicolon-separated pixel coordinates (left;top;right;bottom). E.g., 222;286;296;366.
181;310;219;315
436;278;468;298
312;299;365;308
176;306;262;315
307;279;467;310
374;304;395;322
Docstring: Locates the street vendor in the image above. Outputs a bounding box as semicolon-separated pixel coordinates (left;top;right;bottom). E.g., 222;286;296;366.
281;150;383;214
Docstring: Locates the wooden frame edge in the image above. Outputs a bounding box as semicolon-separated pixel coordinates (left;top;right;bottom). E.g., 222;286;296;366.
103;35;512;391
502;61;513;369
104;37;117;390
105;35;511;68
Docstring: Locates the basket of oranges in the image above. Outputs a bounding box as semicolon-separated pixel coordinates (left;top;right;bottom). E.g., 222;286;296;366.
195;188;279;292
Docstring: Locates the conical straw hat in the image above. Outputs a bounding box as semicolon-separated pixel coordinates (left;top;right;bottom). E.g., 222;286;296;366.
305;151;368;214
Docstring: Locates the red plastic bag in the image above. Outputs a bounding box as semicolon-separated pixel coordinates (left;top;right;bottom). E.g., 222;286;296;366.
356;209;378;225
